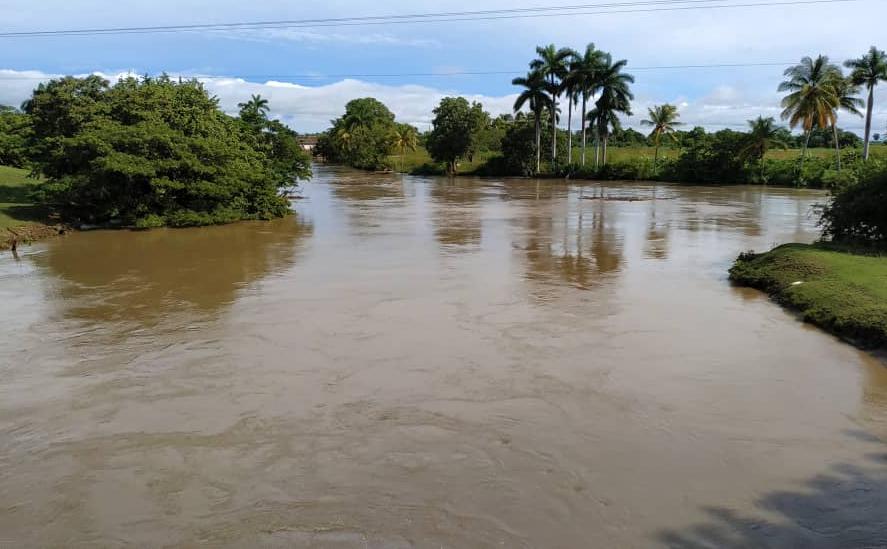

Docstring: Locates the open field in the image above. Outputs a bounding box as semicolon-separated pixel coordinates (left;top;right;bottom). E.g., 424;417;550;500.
391;144;887;174
730;243;887;349
0;165;57;249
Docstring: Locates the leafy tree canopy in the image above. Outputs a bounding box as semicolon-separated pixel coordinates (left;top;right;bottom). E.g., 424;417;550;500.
426;97;490;174
321;97;397;170
24;75;310;227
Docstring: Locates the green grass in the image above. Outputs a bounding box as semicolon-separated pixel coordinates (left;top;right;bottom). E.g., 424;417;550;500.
730;243;887;349
0;165;57;249
0;165;48;230
388;148;497;175
390;144;887;175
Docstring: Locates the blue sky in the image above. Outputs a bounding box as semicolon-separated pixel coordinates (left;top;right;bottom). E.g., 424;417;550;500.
2;0;885;133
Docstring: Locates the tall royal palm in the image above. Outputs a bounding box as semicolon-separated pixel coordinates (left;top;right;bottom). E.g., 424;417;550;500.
844;46;887;160
740;116;790;179
562;54;582;165
512;70;549;174
641;104;682;165
571;44;606;166
589;54;634;168
778;55;841;164
829;76;864;170
530;44;575;170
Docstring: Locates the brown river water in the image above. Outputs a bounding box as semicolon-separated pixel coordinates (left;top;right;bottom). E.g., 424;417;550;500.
2;164;886;548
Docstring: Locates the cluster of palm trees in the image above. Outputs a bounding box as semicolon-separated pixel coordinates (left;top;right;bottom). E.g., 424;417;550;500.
512;45;886;176
773;47;886;169
513;43;634;174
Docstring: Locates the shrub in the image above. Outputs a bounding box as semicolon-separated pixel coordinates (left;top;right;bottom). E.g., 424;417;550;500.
820;163;887;244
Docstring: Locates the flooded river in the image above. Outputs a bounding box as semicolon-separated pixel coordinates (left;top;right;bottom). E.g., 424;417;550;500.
2;165;886;547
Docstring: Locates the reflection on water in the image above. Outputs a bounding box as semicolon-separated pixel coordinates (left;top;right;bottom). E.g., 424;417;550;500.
34;218;312;324
429;179;485;250
1;165;885;547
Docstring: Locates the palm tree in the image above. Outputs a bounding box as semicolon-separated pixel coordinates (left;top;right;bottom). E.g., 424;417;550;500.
740;116;790;179
844;46;887;161
530;44;576;171
390;124;418;172
562;54;582;165
572;44;606;167
513;70;549;174
778;55;842;165
237;94;270;121
590;91;632;167
589;54;634;168
641;104;682;165
829;76;864;170
335;126;353;153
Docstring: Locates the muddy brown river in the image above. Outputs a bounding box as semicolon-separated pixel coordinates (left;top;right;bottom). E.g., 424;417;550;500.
2;165;886;547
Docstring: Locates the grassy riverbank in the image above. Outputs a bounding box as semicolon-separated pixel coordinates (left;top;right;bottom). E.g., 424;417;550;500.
730;244;887;349
391;145;887;178
0;165;60;250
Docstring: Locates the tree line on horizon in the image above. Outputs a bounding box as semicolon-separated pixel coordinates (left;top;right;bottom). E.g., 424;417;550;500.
309;44;887;187
0;46;885;231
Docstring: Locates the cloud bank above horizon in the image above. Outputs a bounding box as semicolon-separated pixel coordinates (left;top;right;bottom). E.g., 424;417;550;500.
1;0;884;134
2;68;884;136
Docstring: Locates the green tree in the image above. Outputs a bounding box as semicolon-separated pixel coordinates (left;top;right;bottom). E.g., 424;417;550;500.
0;105;32;167
324;98;397;170
739;116;790;179
588;54;634;167
390;123;418;172
571;43;606;166
426;97;488;174
844;46;887;161
779;55;842;164
24;75;307;227
237;94;270;127
530;44;575;171
512;70;549;174
641;103;682;165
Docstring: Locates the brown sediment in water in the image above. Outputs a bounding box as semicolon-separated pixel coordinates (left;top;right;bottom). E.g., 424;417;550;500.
579;195;678;201
1;166;886;547
1;223;67;251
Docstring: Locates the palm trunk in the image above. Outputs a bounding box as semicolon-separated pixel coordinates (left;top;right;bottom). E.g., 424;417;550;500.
535;111;541;175
832;123;841;171
567;95;573;166
551;89;558;172
602;134;609;166
580;93;588;167
594;129;600;170
863;85;874;161
654;134;660;166
799;129;812;173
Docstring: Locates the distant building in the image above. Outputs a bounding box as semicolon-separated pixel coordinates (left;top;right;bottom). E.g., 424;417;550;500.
298;136;318;152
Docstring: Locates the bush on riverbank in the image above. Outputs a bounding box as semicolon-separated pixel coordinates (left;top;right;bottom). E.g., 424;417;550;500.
729;244;887;349
22;75;310;228
821;161;887;243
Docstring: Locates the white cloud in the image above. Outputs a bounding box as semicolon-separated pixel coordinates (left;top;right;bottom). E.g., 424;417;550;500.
2;68;886;136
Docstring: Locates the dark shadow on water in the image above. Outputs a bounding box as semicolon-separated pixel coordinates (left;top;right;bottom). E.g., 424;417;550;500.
657;432;887;548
